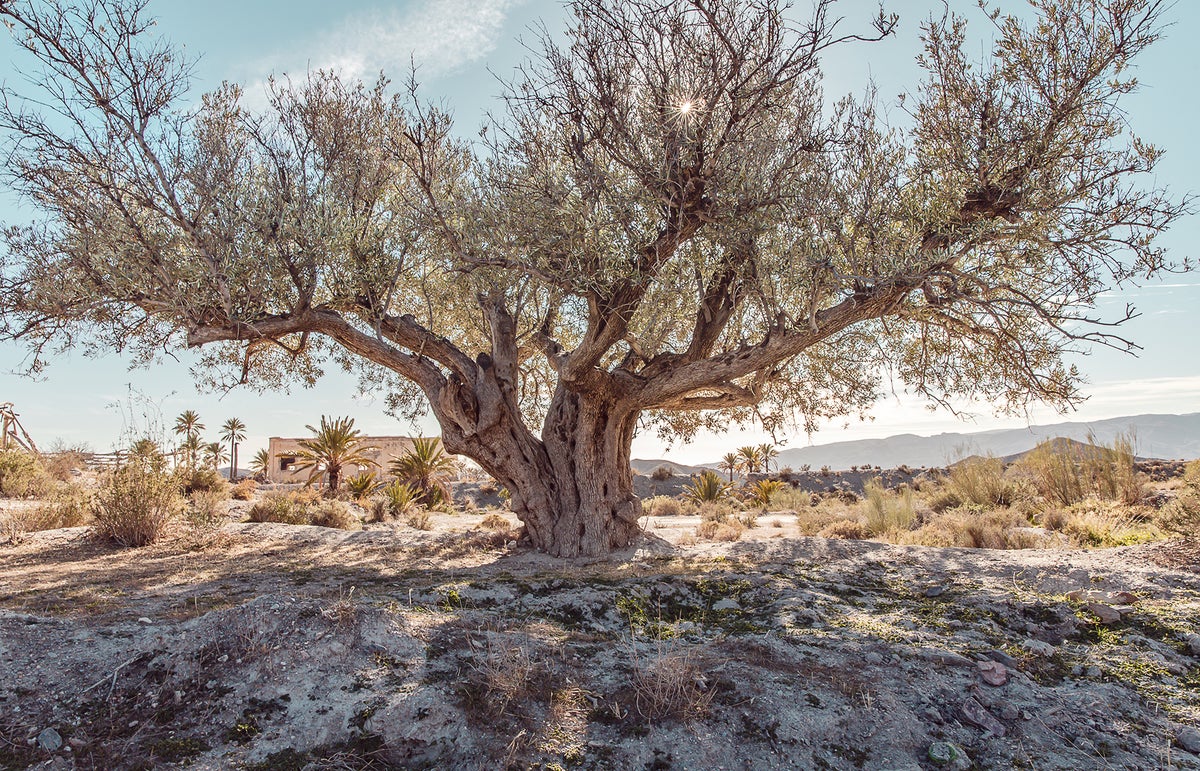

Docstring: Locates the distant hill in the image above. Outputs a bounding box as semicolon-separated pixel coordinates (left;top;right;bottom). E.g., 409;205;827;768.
711;413;1200;471
630;458;711;476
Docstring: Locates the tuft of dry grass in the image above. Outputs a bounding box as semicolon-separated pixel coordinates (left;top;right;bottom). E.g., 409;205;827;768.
862;479;916;536
247;491;357;529
406;509;433;530
629;643;714;722
479;512;513;530
817;519;869;540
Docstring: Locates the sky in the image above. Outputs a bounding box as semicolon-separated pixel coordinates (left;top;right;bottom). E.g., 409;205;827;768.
0;0;1197;465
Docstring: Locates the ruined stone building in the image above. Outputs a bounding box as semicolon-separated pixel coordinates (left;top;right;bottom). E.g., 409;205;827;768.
265;435;427;484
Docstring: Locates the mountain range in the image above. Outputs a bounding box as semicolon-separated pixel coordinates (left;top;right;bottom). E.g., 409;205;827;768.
632;413;1200;474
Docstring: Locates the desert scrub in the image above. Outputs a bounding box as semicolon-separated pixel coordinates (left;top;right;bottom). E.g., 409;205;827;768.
628;643;714;721
817;519;870;540
643;495;686;517
187;488;227;533
941;455;1021;509
1056;502;1162;547
92;457;185;546
0;449;51;498
1020;433;1144;507
479;512;512;530
247;491;312;525
899;506;1044;549
1154;460;1200;536
229;479;257;500
178;466;229;497
372;480;421;521
861;479;916;536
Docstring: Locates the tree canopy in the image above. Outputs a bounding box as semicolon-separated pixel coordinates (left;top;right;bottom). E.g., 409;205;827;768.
0;0;1187;555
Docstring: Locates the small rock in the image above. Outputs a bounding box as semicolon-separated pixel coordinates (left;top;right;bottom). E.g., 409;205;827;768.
1186;634;1200;656
1021;638;1055;657
1087;603;1122;625
711;598;741;612
977;660;1008;686
998;702;1020;721
36;728;62;752
983;649;1020;668
915;648;974;667
924;585;946;598
960;696;1006;737
1086;665;1102;678
1177;726;1200;754
927;741;970;769
865;651;885;665
136;617;152;625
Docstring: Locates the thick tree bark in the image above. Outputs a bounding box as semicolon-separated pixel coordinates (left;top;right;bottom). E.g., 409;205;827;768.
438;379;642;558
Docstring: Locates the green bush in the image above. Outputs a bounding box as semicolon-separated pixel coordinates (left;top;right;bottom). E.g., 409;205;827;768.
0;450;51;498
92;459;184;546
684;471;730;504
345;472;379;499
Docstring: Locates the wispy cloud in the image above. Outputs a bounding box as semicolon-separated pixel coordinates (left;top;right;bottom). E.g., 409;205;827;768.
264;0;521;83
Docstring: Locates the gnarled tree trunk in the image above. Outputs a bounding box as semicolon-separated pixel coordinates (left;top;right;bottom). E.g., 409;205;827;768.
439;376;642;558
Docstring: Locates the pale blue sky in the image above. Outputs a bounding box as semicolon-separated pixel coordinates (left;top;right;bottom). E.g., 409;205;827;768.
0;0;1197;463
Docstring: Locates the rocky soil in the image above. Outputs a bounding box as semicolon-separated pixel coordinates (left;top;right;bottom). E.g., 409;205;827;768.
1;517;1198;770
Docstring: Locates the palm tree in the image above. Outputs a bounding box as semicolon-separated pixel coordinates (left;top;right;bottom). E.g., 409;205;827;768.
221;417;247;480
203;441;228;472
737;445;763;474
757;443;779;475
719;452;741;483
249;448;271;478
294;415;377;493
173;410;204;468
181;434;204;471
389;437;456;507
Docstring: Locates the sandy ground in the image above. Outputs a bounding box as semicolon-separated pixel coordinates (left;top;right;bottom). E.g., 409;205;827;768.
1;510;1198;770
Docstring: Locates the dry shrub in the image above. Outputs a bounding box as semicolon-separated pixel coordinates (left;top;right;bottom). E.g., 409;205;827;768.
629;645;713;721
92;460;184;546
406;509;433;530
186;488;227;533
696;518;744;542
247;491;311;525
900;506;1043;549
862;479;916;535
178;466;229;497
311;500;357;529
479;512;513;530
650;465;674;482
1153;461;1200;536
230;479;257;500
0;482;91;543
41;444;89;481
0;450;51;498
465;630;545;719
1057;502;1162;547
643;495;684;517
945;456;1019;508
818;519;869;540
1021;434;1144;507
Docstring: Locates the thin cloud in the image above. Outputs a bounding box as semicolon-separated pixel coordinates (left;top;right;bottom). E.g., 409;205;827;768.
285;0;520;82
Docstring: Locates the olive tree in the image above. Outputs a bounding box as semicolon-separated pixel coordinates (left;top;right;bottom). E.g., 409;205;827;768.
0;0;1186;555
